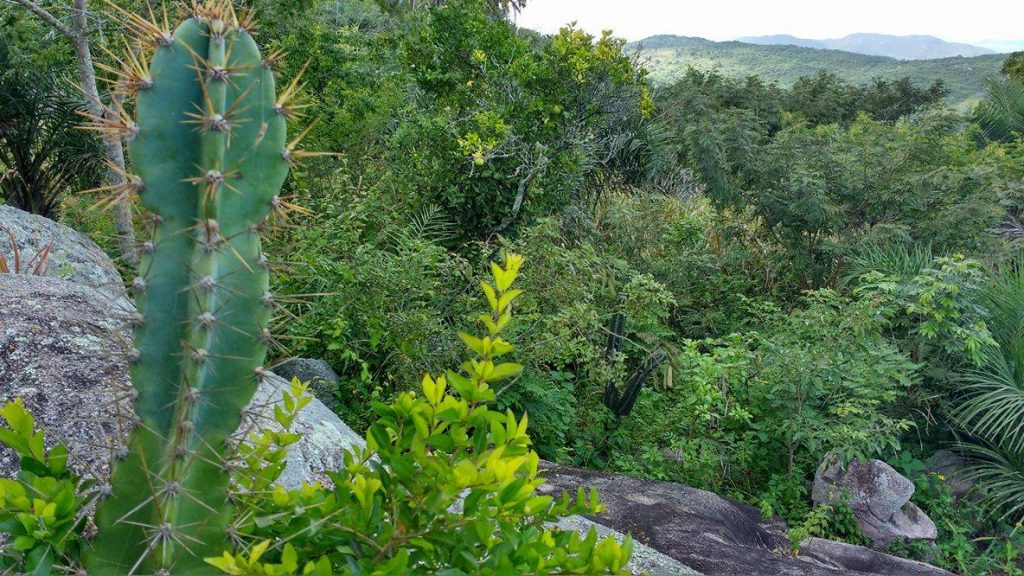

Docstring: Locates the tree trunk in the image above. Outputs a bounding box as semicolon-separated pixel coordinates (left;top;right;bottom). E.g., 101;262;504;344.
71;0;137;266
14;0;137;266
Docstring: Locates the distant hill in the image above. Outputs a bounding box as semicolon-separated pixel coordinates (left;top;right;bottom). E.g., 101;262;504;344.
631;35;1007;104
737;33;994;60
976;39;1024;53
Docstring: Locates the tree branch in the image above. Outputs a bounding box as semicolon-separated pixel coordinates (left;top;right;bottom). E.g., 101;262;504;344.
9;0;76;40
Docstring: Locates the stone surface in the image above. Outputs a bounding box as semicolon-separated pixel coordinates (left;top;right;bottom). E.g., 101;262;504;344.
273;357;342;412
555;515;703;576
541;463;952;576
0;205;126;303
812;457;937;546
798;537;945;575
925;449;975;499
0;275;133;483
0;274;360;491
244;372;364;490
274;357;340;384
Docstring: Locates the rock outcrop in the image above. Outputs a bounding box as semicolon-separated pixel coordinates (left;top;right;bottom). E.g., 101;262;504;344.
543;463;952;576
272;356;343;413
0;273;366;488
925;449;975;499
0;273;692;576
245;373;364;490
0;205;127;304
0;274;133;483
812;456;938;546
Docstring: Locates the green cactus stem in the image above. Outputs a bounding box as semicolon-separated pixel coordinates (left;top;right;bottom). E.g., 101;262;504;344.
602;313;666;418
84;2;293;573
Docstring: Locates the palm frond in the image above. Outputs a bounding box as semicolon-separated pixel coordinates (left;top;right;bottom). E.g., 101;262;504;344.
383;205;455;251
842;242;935;286
955;347;1024;455
974;76;1024;143
0;47;105;218
954;253;1024;517
956;440;1024;519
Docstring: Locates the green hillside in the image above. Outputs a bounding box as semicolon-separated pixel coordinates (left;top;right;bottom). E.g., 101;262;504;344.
632;35;1006;104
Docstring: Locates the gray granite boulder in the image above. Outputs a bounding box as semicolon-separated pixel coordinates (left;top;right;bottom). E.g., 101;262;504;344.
244;372;364;489
555;515;702;576
0;274;363;488
273;357;342;412
542;463;952;576
0;205;126;303
925;449;975;499
0;275;133;483
812;456;937;547
274;357;340;384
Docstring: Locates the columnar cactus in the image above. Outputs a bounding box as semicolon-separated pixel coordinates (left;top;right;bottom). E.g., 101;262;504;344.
83;3;296;573
601;313;666;417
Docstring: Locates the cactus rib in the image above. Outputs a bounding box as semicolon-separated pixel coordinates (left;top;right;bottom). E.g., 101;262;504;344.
86;3;289;574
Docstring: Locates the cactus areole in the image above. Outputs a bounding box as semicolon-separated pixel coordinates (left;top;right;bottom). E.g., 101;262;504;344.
85;3;290;573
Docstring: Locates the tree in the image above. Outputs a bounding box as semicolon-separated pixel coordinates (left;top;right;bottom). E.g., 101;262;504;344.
1002;52;1024;82
858;77;948;123
0;47;104;217
399;0;652;238
376;0;524;16
9;0;137;263
786;71;861;127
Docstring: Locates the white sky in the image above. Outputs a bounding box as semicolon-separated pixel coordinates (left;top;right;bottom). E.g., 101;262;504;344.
515;0;1024;44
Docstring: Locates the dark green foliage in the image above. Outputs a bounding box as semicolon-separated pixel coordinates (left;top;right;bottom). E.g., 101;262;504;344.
786;72;947;125
668;102;1017;288
786;71;863;126
889;454;1024;575
601;313;667;417
974;76;1024;142
602;290;917;511
859;77;949;122
1003;52;1024;82
0;45;104;217
396;0;652;237
374;0;525;17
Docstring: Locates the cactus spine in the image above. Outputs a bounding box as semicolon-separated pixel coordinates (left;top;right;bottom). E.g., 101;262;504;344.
602;313;666;417
84;3;292;573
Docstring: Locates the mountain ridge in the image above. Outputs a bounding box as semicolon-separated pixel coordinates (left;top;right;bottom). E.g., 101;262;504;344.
629;35;1006;103
737;33;994;60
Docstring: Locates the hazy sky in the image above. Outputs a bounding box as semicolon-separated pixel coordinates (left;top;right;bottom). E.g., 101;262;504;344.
515;1;1024;44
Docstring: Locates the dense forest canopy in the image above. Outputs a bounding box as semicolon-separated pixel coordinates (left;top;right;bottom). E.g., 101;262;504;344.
2;0;1024;573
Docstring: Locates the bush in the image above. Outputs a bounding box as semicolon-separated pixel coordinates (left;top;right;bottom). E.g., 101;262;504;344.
0;44;105;218
0;255;634;575
600;290;918;517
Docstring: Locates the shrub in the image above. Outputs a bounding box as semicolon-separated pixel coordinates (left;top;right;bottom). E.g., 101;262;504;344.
0;44;104;218
953;256;1024;519
0;254;634;575
600;290;918;516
